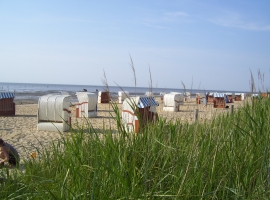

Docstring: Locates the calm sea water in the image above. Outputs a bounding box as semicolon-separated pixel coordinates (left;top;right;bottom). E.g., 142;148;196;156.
0;82;248;102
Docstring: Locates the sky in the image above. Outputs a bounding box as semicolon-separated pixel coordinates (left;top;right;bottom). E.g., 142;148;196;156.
1;1;270;92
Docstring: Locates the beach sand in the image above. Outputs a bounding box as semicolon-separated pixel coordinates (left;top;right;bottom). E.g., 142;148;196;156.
0;97;245;162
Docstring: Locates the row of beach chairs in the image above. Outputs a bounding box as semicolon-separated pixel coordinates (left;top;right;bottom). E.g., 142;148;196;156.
196;92;247;108
0;91;267;133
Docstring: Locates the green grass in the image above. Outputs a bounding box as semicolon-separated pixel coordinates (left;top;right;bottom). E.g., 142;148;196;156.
1;97;270;199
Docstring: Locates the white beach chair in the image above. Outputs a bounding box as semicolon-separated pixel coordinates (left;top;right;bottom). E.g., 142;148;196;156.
76;92;98;118
163;92;184;112
118;91;129;103
37;94;71;132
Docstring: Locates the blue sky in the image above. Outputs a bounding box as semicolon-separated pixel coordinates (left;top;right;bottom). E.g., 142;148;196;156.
1;1;270;92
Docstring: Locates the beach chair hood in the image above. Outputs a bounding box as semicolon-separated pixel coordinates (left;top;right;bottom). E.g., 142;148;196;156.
163;93;183;107
37;94;71;132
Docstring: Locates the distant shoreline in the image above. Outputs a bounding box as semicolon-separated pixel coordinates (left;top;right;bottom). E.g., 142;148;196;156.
1;82;253;105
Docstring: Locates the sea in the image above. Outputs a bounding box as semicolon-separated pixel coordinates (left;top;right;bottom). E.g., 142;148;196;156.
0;82;248;103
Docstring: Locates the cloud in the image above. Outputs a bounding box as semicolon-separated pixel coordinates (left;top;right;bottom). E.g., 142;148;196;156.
140;11;190;29
210;12;270;31
164;11;188;17
140;21;169;29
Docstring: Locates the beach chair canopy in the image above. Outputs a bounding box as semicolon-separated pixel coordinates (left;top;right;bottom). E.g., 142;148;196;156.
138;97;159;108
123;96;159;112
163;93;184;107
0;92;14;99
38;94;71;122
214;93;225;98
76;92;97;108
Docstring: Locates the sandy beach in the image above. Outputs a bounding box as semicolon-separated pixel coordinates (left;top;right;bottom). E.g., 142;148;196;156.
0;97;245;162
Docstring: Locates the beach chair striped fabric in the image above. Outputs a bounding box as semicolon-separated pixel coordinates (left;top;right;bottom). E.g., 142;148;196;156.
138;97;159;108
214;93;225;98
0;92;14;99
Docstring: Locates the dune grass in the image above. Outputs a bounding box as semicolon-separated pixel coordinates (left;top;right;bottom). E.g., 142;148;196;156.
0;96;270;199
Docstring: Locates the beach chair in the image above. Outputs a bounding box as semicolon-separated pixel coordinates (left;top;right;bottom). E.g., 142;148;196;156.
37;94;71;132
163;92;184;112
0;92;15;116
122;96;159;133
98;91;110;103
234;93;243;101
118;91;129;104
213;93;226;108
196;93;205;104
184;92;191;102
207;93;214;104
76;92;98;118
